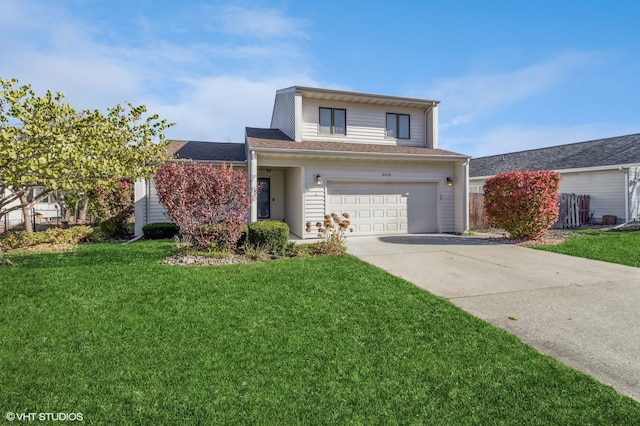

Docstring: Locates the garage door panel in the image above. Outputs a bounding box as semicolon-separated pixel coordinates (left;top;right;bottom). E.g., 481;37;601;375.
328;182;437;236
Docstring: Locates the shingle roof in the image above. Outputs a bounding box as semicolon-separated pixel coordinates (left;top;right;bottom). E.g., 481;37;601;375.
470;133;640;177
246;128;468;158
167;140;246;162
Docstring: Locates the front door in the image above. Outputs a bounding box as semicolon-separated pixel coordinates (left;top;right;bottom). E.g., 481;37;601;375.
258;178;270;219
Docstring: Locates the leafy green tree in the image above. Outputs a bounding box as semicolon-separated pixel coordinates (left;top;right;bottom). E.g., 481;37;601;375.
0;77;173;232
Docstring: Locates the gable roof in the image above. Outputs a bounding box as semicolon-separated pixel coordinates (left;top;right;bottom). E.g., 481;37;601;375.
246;128;467;160
470;133;640;178
167;140;246;163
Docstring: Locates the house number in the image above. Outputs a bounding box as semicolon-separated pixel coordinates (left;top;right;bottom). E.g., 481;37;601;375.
382;172;391;177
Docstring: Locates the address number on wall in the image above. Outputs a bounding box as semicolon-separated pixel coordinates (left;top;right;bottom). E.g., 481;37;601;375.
382;172;391;177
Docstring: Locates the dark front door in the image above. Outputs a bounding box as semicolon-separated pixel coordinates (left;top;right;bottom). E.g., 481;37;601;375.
258;178;270;219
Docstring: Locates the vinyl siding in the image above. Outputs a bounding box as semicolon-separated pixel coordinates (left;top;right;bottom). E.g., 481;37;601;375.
271;90;296;140
561;170;626;223
300;100;426;147
284;167;303;237
147;180;171;225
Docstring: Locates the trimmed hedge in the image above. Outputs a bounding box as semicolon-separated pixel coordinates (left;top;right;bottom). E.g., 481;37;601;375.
142;222;180;240
248;221;289;256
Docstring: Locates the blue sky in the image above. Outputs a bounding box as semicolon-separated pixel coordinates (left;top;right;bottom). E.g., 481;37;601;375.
2;0;640;157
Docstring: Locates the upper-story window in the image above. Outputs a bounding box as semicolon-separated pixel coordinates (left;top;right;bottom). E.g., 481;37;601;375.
319;107;346;135
386;113;410;139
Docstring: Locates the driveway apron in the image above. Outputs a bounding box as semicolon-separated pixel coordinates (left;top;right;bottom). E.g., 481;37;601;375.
346;234;640;402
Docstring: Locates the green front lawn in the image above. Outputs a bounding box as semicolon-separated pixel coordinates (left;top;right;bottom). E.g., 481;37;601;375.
1;241;639;424
535;229;640;267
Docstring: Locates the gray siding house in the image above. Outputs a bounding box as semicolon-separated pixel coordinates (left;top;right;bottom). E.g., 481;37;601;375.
469;134;640;224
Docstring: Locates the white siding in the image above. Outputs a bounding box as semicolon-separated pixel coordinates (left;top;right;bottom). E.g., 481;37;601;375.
147;180;171;225
284;167;303;237
271;90;296;140
561;170;626;223
300;100;426;147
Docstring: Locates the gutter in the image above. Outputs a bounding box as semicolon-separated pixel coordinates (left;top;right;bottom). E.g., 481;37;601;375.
252;147;470;162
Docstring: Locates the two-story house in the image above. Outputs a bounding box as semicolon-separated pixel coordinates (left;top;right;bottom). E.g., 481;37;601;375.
135;86;471;238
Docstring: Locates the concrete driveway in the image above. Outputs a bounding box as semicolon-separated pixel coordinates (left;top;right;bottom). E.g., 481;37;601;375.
346;234;640;402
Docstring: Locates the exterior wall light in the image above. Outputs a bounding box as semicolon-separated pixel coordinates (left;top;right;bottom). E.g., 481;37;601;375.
446;177;454;186
316;174;323;185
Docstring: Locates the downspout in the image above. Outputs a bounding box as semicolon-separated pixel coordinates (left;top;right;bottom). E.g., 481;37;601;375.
619;167;630;223
463;159;470;233
250;150;258;223
424;101;437;148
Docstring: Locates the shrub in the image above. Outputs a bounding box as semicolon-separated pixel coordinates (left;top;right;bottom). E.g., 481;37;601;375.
248;221;289;256
311;212;353;243
142;222;179;240
0;226;96;250
484;170;562;240
310;240;347;256
154;163;258;251
91;179;134;238
240;243;272;262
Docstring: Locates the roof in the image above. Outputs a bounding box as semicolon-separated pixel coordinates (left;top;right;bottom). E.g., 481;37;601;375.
245;128;467;159
470;133;640;178
276;86;439;109
167;140;246;162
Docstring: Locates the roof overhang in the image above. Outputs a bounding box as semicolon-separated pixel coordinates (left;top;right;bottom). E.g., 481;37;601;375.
470;162;640;180
248;142;469;164
277;86;440;109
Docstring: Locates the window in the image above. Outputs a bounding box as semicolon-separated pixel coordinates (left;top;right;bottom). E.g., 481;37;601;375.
258;178;270;219
319;107;346;135
386;113;410;139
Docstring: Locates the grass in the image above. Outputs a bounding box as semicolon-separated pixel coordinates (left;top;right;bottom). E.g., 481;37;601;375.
1;241;639;424
534;229;640;267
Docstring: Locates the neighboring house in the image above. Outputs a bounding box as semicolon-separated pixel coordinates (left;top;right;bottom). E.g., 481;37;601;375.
469;133;640;224
136;86;471;238
1;187;61;231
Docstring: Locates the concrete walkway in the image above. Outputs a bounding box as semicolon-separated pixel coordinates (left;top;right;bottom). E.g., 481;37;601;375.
346;234;640;402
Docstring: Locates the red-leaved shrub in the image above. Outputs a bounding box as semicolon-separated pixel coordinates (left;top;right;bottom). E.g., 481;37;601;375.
154;163;256;250
90;179;134;238
484;170;562;240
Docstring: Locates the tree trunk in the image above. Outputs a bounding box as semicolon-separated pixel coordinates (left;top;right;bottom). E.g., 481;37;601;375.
78;195;89;222
19;194;34;233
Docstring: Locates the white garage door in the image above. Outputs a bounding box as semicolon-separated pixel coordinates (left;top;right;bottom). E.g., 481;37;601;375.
327;182;438;235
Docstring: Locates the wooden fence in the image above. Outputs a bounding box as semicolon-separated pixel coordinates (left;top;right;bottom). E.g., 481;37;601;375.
556;194;590;228
469;193;490;230
469;192;590;230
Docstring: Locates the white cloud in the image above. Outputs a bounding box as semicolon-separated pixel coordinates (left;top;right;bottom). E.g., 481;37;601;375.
431;52;598;130
209;5;308;39
148;74;318;143
0;0;316;140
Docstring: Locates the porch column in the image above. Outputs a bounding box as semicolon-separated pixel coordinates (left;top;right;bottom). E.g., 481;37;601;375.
134;178;147;237
462;160;469;233
249;150;258;223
